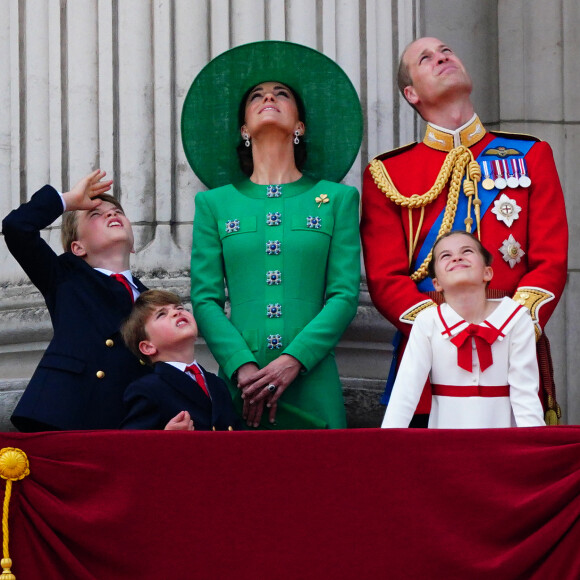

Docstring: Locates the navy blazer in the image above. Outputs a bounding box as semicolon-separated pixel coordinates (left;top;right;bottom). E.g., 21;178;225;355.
2;185;150;431
121;362;243;430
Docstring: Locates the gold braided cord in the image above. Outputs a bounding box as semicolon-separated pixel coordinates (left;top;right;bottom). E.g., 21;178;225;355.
369;146;481;281
369;147;470;208
412;207;425;265
407;207;426;268
465;160;482;237
407;209;413;265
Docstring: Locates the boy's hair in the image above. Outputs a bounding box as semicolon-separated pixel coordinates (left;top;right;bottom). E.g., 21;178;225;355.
428;230;493;279
121;289;183;365
61;194;125;253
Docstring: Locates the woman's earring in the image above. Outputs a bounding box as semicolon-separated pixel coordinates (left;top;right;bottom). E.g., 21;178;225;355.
243;133;251;147
294;130;300;145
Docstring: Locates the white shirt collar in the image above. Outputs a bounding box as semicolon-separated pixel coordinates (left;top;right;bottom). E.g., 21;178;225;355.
95;268;137;289
167;360;200;373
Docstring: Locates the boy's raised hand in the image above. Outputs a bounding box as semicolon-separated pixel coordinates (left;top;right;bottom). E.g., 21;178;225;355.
164;410;195;431
62;169;114;212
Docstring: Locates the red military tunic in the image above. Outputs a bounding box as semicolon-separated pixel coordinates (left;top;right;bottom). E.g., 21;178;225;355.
361;115;568;417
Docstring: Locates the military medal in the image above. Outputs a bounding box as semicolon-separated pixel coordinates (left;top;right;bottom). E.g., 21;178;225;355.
506;159;519;188
491;193;521;227
493;160;507;189
481;161;495;190
499;234;525;268
517;158;531;187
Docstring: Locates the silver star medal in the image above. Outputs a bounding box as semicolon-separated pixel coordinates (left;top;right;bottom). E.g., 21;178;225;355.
499;234;525;268
491;194;521;227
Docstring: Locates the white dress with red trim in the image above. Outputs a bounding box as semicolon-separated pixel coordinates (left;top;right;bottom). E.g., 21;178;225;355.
381;297;545;429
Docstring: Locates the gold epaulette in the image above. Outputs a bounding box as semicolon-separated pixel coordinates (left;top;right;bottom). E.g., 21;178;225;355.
513;287;555;341
489;130;541;143
513;287;554;319
399;300;437;324
370;142;417;163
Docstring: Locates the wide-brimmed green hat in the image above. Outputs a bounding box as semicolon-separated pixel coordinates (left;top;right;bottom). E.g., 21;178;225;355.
181;41;363;189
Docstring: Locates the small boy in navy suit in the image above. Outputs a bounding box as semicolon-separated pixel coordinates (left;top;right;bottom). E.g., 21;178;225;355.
120;290;242;431
2;170;150;431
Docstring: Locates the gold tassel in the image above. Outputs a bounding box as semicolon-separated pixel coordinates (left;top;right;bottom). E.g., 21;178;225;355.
0;448;30;580
545;395;561;426
545;409;559;426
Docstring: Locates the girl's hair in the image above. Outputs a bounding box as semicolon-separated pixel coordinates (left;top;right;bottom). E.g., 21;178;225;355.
236;82;307;176
428;230;493;279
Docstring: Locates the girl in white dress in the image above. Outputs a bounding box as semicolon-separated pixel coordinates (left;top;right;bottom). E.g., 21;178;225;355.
382;231;545;429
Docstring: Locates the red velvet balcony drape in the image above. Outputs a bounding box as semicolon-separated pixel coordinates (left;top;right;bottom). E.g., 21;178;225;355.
0;427;579;579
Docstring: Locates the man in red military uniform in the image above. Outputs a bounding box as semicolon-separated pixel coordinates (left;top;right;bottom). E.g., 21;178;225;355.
361;37;568;425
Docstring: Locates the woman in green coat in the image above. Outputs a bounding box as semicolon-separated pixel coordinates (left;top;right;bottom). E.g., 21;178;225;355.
181;41;363;429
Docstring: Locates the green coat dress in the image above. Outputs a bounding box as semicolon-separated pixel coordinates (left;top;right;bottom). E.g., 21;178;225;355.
190;176;360;429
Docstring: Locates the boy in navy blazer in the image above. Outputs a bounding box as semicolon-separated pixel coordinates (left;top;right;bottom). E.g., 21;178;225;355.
120;290;242;431
2;170;150;431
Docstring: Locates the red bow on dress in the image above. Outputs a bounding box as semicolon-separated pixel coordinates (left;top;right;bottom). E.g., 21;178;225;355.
450;324;501;373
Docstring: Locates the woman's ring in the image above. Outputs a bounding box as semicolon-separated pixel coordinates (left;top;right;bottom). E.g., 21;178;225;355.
266;384;277;393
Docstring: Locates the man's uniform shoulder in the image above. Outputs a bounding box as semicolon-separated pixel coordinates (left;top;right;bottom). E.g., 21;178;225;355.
370;142;418;163
488;130;541;143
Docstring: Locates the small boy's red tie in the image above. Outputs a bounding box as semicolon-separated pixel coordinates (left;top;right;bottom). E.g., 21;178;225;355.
110;273;134;303
185;364;210;397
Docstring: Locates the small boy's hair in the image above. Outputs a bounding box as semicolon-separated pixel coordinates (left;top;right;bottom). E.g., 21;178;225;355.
428;230;493;279
121;289;182;365
61;194;125;253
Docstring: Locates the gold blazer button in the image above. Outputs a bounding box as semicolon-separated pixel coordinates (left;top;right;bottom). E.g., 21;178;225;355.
96;370;105;379
105;339;114;347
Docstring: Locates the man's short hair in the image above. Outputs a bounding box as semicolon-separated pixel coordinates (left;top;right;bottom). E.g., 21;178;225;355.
397;49;413;99
61;194;125;253
397;43;421;117
121;289;183;366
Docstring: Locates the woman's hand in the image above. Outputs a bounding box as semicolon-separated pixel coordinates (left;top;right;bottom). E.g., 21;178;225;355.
235;362;261;390
241;355;302;424
243;398;266;428
234;363;264;427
